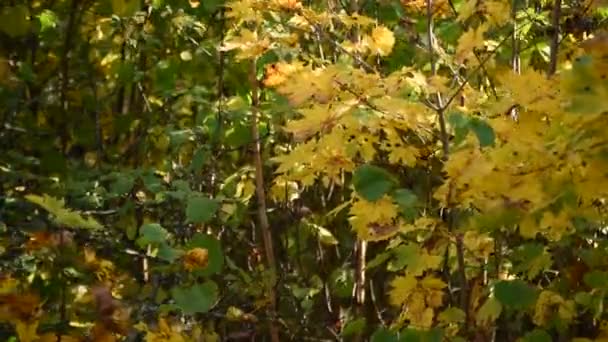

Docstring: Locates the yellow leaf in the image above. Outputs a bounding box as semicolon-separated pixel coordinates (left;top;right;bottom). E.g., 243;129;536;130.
111;0;140;17
457;0;477;22
456;23;489;64
476;297;502;326
519;215;538;239
483;1;511;26
389;274;417;306
15;320;39;342
221;29;270;60
367;26;395;56
183;248;209;272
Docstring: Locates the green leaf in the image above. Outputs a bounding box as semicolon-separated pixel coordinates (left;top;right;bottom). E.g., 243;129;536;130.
306;222;338;245
447;111;470;146
392;188;418;221
0;5;31;38
136;223;169;247
111;175;135;195
186;194;220;223
190;148;208;172
37;10;58;32
353;164;397;201
438;307;466;324
522;329;552;342
111;0;141;17
157;243;183;262
187;233;224;276
171;281;218;314
371;328;399;342
225;124;252;148
574;291;592;306
494;280;537;310
584;270;608;289
342;318;366;337
476;297;502;325
469;118;496;147
25;194;103;230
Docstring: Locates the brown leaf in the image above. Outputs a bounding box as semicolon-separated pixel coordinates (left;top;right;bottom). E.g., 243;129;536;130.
183;247;209;271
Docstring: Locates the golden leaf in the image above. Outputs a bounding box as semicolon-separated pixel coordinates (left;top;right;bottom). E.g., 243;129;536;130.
456;23;489;64
15;320;39;342
183;248;209;271
365;26;395;56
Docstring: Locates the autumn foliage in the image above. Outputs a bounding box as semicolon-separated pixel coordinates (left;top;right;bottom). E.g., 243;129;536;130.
2;0;608;341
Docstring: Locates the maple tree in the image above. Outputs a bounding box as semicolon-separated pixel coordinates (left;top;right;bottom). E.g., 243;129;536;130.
1;0;608;340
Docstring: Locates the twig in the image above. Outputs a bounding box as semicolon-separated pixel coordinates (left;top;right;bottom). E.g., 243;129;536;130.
441;30;514;111
250;58;281;342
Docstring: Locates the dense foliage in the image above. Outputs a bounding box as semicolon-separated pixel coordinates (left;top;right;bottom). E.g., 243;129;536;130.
2;0;608;340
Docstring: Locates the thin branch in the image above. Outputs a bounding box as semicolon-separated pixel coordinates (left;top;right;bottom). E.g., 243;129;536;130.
427;0;468;329
441;31;514;111
250;58;280;342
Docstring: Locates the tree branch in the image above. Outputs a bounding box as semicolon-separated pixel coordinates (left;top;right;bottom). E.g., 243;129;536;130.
249;58;280;342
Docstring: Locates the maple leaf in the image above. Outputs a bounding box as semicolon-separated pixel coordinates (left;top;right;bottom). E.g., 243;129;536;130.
364;26;395;56
273;0;302;10
456;23;489;64
457;0;478;22
482;1;511;26
389;273;417;306
533;291;575;326
226;0;260;23
263;62;303;87
221;29;271;60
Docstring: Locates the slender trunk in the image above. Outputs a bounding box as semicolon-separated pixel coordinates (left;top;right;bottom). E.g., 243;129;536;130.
548;0;562;76
427;0;468;328
249;59;280;342
59;0;79;154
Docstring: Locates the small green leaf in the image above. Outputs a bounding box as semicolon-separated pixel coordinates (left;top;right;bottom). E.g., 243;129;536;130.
25;194;103;230
38;10;57;32
136;223;168;247
186;194;220;223
522;329;552;342
447;111;470;146
494;280;537;310
438;307;466;324
157;243;183;262
306;222;338;245
574;291;592;306
476;297;502;325
353;164;397;201
392;188;418;221
190;148;208;172
0;5;31;38
584;270;608;289
171;281;218;314
469;118;496;147
342;318;366;337
370;327;399;342
111;175;135;195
